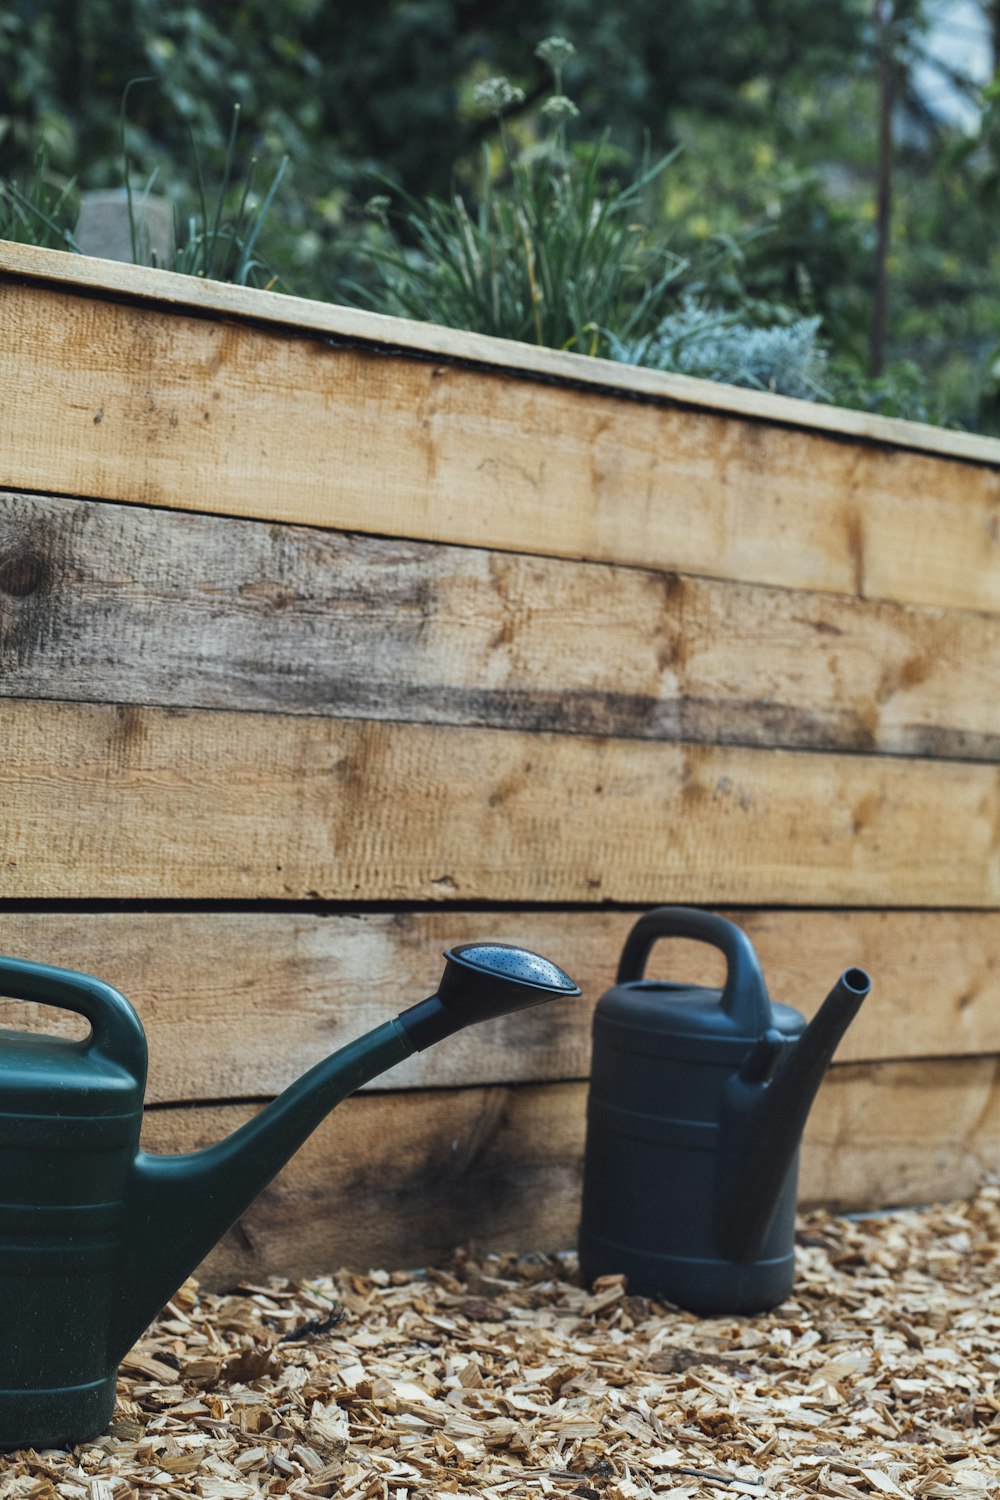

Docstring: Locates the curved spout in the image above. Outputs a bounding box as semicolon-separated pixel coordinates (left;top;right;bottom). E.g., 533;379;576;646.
111;1018;413;1363
715;967;871;1263
111;941;580;1362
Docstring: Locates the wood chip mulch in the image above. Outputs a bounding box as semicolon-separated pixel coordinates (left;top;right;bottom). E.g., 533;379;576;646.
3;1183;1000;1500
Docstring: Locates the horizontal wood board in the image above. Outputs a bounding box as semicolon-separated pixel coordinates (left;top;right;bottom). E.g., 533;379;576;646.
140;1059;1000;1285
3;492;999;760
1;276;999;614
1;909;997;1103
5;239;1000;466
3;698;999;905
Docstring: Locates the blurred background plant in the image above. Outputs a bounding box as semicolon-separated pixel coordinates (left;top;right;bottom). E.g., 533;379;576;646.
0;150;79;250
0;0;997;428
0;80;289;287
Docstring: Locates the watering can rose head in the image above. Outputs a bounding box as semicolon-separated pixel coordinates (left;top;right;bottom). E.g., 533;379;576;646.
0;942;580;1449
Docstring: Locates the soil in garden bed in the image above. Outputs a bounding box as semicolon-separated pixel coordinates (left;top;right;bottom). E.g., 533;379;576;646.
3;1185;998;1500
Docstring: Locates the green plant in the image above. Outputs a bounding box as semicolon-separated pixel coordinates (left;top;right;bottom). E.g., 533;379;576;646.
121;86;289;287
170;115;288;286
0;150;79;250
609;293;941;422
347;38;688;353
0;87;290;287
610;297;830;400
827;357;938;425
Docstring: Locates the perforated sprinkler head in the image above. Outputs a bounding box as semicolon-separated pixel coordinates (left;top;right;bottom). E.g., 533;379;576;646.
397;942;580;1051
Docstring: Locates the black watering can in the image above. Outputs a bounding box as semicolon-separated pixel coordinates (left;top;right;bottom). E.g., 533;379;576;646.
0;943;580;1450
578;907;870;1315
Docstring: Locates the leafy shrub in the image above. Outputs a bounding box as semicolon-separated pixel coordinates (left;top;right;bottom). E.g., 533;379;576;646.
827;358;939;425
609;297;830;399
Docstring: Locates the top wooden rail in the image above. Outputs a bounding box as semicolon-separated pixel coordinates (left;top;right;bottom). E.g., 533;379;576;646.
3;239;1000;467
2;241;999;615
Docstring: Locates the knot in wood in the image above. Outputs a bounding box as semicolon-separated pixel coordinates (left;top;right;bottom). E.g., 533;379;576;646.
0;550;48;598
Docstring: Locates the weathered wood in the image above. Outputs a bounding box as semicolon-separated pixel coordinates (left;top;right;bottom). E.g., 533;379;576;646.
3;492;999;760
2;699;997;905
800;1057;1000;1212
1;909;997;1104
141;1058;1000;1285
4;239;1000;468
1;274;999;613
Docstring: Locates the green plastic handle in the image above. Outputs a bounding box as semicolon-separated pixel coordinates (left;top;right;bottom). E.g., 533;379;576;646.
615;906;774;1037
0;955;147;1079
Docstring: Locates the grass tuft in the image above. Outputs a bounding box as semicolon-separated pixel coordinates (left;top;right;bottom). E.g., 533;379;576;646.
0;151;80;252
0;87;288;291
347;48;687;355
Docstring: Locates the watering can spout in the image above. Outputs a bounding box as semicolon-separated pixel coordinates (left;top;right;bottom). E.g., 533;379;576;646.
112;943;579;1362
715;966;871;1264
111;1018;410;1362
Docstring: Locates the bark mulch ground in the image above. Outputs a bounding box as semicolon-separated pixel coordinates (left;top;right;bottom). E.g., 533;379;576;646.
3;1183;999;1500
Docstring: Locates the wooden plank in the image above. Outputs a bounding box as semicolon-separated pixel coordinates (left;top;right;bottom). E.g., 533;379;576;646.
2;699;997;906
3;492;999;760
1;277;998;613
800;1057;1000;1213
140;1058;1000;1286
5;238;1000;469
1;909;997;1104
144;1084;583;1286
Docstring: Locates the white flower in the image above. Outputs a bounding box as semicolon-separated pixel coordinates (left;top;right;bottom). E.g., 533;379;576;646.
363;194;391;224
541;94;580;123
535;36;576;70
473;77;526;117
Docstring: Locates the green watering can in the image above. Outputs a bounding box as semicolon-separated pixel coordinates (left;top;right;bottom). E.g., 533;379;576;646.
0;944;580;1450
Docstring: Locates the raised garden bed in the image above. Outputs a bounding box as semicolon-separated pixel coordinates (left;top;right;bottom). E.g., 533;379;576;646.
0;241;998;1282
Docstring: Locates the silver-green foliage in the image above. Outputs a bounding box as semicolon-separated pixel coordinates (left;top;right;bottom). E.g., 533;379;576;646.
610;298;830;400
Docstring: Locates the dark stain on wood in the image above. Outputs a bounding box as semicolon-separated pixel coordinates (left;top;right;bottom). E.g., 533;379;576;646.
844;506;866;597
1;490;997;761
0;512;67;674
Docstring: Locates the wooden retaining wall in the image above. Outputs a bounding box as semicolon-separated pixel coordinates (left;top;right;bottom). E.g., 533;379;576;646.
1;242;998;1285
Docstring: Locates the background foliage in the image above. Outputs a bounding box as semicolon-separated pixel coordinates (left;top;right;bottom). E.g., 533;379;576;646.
1;0;999;430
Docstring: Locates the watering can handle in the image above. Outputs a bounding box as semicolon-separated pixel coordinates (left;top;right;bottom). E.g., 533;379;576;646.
615;907;773;1036
0;955;147;1077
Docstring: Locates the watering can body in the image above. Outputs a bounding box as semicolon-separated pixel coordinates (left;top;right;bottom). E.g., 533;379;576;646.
0;943;580;1450
0;965;147;1448
579;908;870;1315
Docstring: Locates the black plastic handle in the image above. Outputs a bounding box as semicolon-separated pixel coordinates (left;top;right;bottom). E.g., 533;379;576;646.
0;955;147;1079
615;907;773;1036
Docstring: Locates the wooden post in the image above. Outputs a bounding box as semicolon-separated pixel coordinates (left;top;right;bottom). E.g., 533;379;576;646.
870;0;894;379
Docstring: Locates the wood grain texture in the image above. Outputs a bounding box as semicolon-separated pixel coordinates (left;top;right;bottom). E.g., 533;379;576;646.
3;492;999;760
140;1058;1000;1286
5;238;1000;468
1;278;999;612
2;698;998;906
1;909;997;1104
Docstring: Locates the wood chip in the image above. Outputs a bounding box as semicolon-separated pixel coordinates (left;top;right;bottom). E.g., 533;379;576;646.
3;1184;1000;1499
